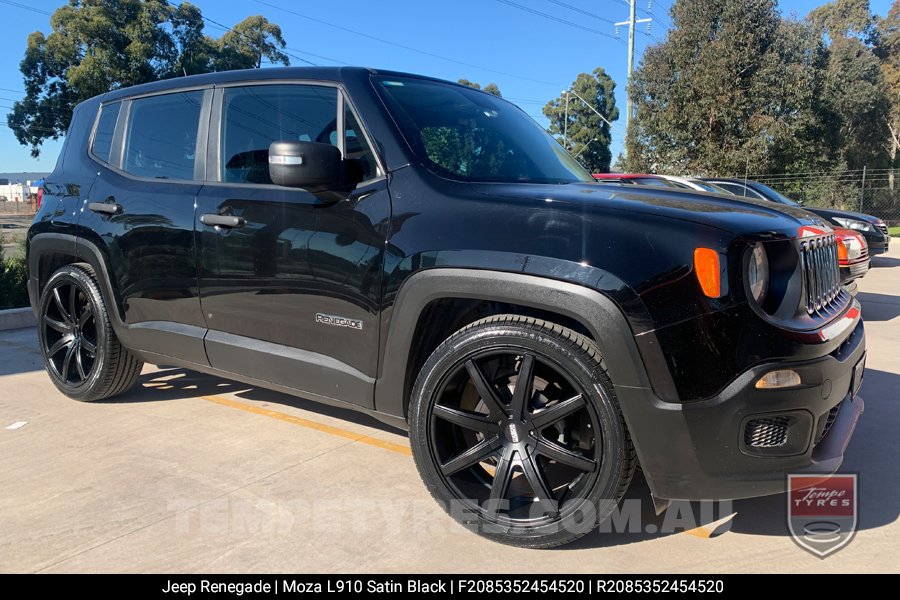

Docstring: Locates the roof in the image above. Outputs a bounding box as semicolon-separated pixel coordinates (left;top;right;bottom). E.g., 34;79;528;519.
99;66;475;103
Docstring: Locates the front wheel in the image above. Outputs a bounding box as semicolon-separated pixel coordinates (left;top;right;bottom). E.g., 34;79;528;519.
37;264;143;402
409;315;635;548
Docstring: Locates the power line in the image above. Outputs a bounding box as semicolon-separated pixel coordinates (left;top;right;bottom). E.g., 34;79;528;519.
495;0;623;41
253;0;563;86
546;1;616;25
0;87;24;94
0;0;52;16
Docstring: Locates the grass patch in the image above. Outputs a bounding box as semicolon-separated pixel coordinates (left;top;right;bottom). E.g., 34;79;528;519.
890;226;900;237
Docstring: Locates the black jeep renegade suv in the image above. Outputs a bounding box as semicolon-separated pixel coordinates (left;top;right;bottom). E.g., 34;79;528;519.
27;67;865;547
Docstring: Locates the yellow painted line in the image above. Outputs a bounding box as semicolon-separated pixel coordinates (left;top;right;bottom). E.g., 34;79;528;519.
200;395;412;456
682;512;737;538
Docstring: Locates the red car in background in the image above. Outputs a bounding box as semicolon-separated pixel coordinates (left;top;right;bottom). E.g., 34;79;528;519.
834;227;869;293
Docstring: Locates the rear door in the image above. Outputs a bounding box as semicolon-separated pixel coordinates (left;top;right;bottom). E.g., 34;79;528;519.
77;88;211;365
195;83;388;408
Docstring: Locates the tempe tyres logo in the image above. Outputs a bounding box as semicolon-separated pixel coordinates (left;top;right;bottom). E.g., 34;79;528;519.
787;474;858;558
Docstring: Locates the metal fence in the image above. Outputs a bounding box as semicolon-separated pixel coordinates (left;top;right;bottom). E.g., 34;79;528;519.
752;168;900;226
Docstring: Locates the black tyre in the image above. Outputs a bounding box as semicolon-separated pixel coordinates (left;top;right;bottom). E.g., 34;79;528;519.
409;315;635;548
37;264;143;402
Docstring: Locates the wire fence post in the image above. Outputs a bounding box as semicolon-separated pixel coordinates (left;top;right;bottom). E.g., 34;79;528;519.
860;166;867;213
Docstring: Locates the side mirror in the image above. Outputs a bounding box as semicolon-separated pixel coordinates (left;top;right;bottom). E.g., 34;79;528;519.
268;141;341;190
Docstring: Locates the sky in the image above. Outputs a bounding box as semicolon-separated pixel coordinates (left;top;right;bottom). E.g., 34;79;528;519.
0;0;895;172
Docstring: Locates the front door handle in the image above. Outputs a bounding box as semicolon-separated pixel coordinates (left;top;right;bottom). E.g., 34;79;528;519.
200;214;245;228
87;201;121;215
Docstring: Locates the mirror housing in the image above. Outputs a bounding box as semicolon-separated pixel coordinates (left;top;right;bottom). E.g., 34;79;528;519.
268;141;341;190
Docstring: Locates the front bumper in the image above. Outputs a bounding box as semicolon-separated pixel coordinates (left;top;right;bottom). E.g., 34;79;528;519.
620;317;866;501
866;236;889;255
840;258;870;282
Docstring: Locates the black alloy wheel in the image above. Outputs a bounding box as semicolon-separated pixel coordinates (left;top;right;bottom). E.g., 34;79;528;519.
409;315;634;548
41;278;98;385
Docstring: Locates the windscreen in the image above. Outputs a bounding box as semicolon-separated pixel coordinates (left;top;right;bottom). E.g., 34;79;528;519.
374;76;593;184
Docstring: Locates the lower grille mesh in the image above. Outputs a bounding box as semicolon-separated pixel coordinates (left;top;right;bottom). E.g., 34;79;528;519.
744;417;790;448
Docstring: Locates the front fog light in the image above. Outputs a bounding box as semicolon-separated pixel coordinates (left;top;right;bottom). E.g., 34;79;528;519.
755;369;802;389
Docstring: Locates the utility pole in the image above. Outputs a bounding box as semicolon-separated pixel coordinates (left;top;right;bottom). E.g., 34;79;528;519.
615;1;651;134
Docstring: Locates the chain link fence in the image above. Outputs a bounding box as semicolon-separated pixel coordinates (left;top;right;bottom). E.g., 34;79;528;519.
752;168;900;227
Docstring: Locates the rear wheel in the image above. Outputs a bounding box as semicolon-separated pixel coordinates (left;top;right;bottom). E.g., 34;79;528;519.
409;315;635;548
38;265;143;401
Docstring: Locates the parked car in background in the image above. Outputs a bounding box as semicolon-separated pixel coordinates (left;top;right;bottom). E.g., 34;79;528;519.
833;227;870;293
592;173;683;187
656;175;730;193
703;178;890;255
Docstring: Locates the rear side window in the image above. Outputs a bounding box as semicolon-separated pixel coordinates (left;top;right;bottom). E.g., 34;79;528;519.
91;103;120;164
123;91;203;180
220;85;338;185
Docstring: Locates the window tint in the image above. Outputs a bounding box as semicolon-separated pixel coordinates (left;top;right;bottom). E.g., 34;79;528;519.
221;85;338;185
92;103;120;164
344;106;379;182
715;182;750;196
124;91;202;180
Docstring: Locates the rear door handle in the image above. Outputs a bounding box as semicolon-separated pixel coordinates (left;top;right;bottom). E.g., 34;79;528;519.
200;213;245;228
87;201;121;215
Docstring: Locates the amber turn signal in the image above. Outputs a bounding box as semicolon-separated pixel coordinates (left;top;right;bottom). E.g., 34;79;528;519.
837;240;848;262
694;248;721;298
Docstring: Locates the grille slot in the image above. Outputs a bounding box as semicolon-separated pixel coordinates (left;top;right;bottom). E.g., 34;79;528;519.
816;403;841;443
744;417;790;448
876;223;888;236
799;235;841;315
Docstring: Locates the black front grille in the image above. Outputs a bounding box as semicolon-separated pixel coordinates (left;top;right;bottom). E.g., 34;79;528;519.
876;223;889;236
745;417;790;448
799;235;841;315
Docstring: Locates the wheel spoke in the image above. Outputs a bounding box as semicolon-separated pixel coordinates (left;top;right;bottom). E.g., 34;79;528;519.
61;343;76;382
52;287;71;323
433;405;499;433
464;359;507;418
529;393;586;431
78;306;93;328
521;455;558;515
509;354;535;419
75;344;87;380
46;336;72;358
536;438;597;472
43;315;69;334
68;284;78;325
81;338;97;354
489;455;514;504
440;436;502;476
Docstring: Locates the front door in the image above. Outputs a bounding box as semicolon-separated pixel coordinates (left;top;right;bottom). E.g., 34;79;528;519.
195;83;388;408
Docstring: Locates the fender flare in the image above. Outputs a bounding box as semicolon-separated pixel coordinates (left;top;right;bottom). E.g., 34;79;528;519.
373;268;673;418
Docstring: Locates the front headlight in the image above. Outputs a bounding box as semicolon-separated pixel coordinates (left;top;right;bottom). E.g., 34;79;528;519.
833;217;875;233
748;243;769;304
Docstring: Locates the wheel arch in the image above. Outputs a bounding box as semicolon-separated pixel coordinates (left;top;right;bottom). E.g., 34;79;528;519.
374;268;666;419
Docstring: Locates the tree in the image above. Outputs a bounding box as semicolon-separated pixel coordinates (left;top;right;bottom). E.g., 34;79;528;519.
457;79;502;97
625;0;836;176
876;2;900;180
213;15;289;70
543;68;618;173
6;2;289;157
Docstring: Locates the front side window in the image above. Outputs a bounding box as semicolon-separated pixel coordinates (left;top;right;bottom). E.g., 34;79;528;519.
92;102;120;164
220;85;338;185
374;76;592;184
123;91;203;180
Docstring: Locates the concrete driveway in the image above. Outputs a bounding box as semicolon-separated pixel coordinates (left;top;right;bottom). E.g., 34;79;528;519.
1;246;898;573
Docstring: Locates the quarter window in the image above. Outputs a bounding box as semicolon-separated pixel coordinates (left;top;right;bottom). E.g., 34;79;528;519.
123;91;203;180
92;102;120;164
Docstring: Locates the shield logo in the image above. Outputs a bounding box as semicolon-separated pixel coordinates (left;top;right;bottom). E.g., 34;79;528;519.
787;473;858;558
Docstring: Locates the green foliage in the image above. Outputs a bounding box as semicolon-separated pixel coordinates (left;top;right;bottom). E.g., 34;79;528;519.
626;0;891;178
457;79;502;97
876;2;900;167
6;1;289;157
543;68;619;173
0;250;28;309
